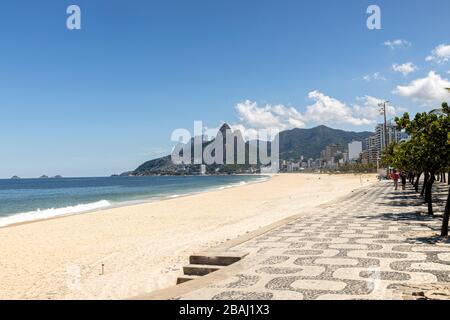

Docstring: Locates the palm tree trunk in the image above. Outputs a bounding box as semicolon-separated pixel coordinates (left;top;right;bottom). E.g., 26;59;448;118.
421;172;429;198
425;173;435;215
414;173;421;192
441;187;450;237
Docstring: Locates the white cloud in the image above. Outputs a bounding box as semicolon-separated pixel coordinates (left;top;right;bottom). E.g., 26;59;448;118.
426;44;450;64
392;62;418;76
383;39;411;49
393;71;450;104
304;91;372;126
363;72;386;82
354;96;399;119
229;124;260;141
233;93;406;133
234;100;306;133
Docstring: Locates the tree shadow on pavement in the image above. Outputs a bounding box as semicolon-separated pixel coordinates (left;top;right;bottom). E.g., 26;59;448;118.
406;235;450;245
356;211;437;222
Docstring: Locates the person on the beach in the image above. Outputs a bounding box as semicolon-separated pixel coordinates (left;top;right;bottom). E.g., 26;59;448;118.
400;171;407;190
391;169;400;191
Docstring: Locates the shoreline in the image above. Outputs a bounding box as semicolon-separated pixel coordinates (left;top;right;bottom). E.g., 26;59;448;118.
0;173;377;300
0;174;271;230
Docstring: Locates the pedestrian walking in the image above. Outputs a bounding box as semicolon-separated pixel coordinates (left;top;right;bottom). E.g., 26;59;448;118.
391;169;400;191
400;171;407;190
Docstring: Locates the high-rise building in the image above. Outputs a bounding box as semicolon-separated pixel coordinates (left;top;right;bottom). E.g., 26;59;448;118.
364;122;410;165
360;149;369;164
321;144;344;162
375;121;410;152
348;141;363;161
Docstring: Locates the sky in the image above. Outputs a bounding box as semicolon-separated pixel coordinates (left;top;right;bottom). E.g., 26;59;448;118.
1;0;450;178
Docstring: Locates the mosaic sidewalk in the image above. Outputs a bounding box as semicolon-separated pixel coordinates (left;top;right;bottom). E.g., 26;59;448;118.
178;181;450;300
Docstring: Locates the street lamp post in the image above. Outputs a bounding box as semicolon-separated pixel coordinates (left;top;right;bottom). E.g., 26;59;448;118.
378;101;390;178
378;101;390;150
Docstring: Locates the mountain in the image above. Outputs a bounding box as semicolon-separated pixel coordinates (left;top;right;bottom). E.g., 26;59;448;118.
133;155;178;175
133;124;252;176
279;125;372;160
130;125;373;176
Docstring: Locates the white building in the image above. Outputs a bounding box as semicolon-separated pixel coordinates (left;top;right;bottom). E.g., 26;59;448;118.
348;141;363;161
287;162;300;172
342;152;349;163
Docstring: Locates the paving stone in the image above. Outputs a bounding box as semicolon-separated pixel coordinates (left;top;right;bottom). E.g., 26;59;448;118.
179;181;450;300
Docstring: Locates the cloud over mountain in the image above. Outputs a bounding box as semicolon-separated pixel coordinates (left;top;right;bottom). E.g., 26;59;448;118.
233;91;406;133
303;91;373;126
235;100;306;132
354;96;399;119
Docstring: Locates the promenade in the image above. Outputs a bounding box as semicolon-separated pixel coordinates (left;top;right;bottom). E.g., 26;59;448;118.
147;180;450;300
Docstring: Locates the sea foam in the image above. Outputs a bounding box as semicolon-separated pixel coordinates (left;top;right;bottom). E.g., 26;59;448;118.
0;200;111;228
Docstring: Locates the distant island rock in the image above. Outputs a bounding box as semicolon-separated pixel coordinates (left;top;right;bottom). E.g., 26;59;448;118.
11;176;20;180
39;175;49;179
53;175;63;179
110;172;133;177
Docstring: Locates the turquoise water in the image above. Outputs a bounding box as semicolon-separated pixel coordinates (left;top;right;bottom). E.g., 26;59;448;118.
0;175;268;227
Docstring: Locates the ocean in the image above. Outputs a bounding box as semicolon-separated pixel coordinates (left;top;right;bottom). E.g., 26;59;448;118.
0;175;268;227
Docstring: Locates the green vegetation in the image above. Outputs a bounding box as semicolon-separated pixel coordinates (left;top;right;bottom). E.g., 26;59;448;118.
278;125;372;160
337;163;377;173
381;102;450;236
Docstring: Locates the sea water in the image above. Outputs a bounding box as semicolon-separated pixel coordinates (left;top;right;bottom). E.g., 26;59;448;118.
0;175;268;227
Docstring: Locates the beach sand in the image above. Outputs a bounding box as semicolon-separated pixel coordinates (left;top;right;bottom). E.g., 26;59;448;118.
0;173;377;300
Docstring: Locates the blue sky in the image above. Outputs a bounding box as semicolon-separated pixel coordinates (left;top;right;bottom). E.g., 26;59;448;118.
1;0;450;178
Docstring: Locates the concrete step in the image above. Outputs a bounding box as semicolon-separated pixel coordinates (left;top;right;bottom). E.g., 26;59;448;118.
189;252;248;266
176;275;200;285
183;264;224;276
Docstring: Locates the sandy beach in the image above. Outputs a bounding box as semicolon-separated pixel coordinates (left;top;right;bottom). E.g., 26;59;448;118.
0;173;377;300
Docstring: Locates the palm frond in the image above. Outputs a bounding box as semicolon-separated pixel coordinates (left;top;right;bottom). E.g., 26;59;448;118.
429;108;443;115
